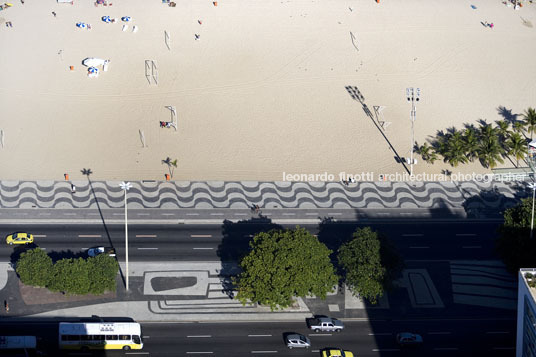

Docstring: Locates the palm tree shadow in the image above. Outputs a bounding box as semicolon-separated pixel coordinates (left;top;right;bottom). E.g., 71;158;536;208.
81;168;125;287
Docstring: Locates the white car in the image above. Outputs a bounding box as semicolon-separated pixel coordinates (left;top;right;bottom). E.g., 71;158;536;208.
87;246;116;257
285;333;310;349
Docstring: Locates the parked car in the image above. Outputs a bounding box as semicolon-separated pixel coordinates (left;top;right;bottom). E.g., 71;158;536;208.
5;232;34;245
321;348;354;357
284;333;310;349
307;316;344;332
396;332;423;346
87;246;116;257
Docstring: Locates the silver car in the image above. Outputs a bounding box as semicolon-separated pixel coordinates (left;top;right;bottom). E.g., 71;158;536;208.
285;333;311;349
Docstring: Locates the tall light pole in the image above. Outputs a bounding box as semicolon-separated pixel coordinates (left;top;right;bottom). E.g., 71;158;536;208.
530;182;536;240
406;87;420;176
120;181;132;291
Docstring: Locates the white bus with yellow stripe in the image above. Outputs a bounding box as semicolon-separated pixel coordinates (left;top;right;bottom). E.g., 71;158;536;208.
59;322;143;351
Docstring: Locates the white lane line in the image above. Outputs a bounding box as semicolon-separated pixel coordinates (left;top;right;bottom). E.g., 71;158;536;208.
251;351;277;354
462;246;482;249
434;348;458;351
136;235;157;238
402;233;423;237
428;332;451;335
63;213;76;216
487;331;509;334
329;213;342;215
248;334;272;337
112;213;124;216
187;335;212;338
33;235;47;237
136;213;150;216
368;332;392;336
409;246;430;249
162;213;175;216
186;213;200;216
372;349;399;352
456;233;477;236
312;350;320;353
191;235;212;238
40;248;47;250
137;248;158;250
244;234;254;237
126;353;149;355
235;213;248;216
88;213;100;216
210;213;224;216
282;213;295;216
78;235;101;238
193;248;214;250
186;352;213;355
38;213;51;216
143;336;150;338
305;213;318;216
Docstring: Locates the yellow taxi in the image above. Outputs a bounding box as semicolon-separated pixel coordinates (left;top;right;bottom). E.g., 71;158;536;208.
6;232;34;245
322;348;354;357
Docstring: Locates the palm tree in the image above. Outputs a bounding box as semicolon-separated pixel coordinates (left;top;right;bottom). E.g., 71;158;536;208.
463;127;479;162
523;107;536;139
478;123;505;168
513;120;525;137
506;132;528;167
495;120;510;141
443;130;468;167
162;157;178;178
415;142;438;164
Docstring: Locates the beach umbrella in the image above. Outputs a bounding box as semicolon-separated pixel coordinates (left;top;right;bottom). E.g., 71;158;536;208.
101;16;111;23
76;22;87;28
121;16;131;22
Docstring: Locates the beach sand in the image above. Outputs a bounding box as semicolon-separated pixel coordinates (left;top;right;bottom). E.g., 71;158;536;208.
0;0;535;180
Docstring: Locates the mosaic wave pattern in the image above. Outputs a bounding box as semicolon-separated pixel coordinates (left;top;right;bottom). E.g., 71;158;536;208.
0;180;529;209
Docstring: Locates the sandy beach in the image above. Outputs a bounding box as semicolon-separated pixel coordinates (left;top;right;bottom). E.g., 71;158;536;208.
0;0;535;181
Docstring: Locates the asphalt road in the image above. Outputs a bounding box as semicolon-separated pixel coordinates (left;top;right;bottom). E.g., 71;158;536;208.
0;221;502;262
0;319;516;357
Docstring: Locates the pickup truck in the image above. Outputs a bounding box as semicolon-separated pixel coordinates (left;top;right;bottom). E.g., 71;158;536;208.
307;317;344;332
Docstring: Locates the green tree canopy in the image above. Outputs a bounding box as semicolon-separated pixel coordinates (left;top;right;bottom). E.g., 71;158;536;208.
87;254;119;294
338;227;403;304
47;258;91;295
234;227;338;310
16;248;53;287
497;197;536;272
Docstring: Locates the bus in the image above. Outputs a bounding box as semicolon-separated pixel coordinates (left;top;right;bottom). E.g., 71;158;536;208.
58;322;143;351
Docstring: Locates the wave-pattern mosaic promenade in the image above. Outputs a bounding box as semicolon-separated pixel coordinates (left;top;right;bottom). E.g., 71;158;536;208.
0;181;529;210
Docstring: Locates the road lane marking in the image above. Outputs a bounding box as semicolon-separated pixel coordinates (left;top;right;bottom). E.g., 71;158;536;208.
329;213;342;215
245;234;254;237
78;235;101;238
191;235;212;238
312;350;320;353
112;213;124;216
234;213;248;216
282;213;295;216
409;246;429;249
456;233;477;236
305;213;318;215
162;213;175;216
136;213;150;216
38;213;51;216
40;248;47;250
368;332;392;336
33;235;47;237
137;248;158;250
125;353;149;355
462;246;482;249
88;213;100;216
487;331;509;334
248;334;272;337
210;213;224;216
251;351;277;354
402;234;423;237
63;213;76;216
429;332;451;335
186;352;213;354
136;235;157;238
187;335;212;338
186;213;200;216
193;248;213;250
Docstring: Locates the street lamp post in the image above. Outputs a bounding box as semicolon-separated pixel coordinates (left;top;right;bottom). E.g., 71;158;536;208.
406;87;420;177
120;181;132;291
530;182;536;240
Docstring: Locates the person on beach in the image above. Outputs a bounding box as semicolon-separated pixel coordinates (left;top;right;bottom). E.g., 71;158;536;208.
52;11;57;17
71;184;76;193
490;22;494;28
